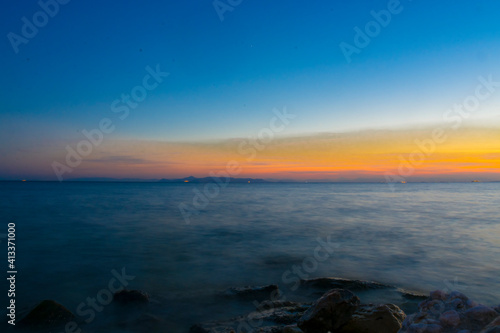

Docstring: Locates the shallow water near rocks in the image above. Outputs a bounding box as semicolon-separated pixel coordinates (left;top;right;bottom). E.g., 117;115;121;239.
1;182;499;332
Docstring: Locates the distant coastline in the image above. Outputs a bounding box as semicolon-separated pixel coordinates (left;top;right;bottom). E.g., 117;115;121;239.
1;177;499;184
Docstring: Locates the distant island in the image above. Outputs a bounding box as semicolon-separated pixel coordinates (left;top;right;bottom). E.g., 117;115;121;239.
159;176;269;183
54;176;271;183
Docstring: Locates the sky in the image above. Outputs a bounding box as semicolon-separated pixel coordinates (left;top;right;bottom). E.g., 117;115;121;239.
1;0;500;181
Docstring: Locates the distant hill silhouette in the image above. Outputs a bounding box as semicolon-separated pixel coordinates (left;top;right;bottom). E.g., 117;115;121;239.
64;176;270;183
158;176;269;183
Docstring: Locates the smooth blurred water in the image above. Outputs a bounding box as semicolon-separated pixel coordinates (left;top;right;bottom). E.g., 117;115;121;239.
0;182;499;332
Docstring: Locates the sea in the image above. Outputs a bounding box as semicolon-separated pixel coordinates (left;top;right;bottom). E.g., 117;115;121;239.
0;181;499;332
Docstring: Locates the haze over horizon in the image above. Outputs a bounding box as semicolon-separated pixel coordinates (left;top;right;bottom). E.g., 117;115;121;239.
2;0;500;181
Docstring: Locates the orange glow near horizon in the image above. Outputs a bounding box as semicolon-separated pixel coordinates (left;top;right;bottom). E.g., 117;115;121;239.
11;125;500;181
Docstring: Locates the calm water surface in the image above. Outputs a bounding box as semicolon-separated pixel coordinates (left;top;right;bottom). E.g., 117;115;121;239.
1;182;499;332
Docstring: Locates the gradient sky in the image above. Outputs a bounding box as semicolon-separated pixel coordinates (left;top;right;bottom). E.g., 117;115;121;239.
1;0;500;180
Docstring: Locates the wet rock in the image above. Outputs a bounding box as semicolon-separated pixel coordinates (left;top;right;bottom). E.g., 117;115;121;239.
449;291;469;302
190;301;310;333
113;289;149;304
256;300;303;311
190;323;233;333
440;310;460;327
193;283;498;333
223;284;280;302
262;303;310;325
18;300;75;329
480;316;500;333
299;277;425;316
482;329;500;333
339;303;405;333
430;290;448;301
297;288;360;333
400;290;499;333
406;323;443;332
300;277;390;291
465;306;499;327
401;291;429;301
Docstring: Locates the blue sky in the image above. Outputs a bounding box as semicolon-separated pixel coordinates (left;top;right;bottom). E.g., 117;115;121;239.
1;0;500;179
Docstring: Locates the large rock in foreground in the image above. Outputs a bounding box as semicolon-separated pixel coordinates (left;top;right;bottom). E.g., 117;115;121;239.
19;300;75;329
399;290;500;333
298;288;405;333
297;289;360;332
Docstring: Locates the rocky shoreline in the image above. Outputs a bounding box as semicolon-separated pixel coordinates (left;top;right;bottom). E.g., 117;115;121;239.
14;277;500;333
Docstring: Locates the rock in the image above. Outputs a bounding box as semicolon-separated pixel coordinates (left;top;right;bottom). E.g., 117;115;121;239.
401;291;429;301
406;323;443;332
113;289;149;304
193;283;498;333
223;284;280;301
465;306;499;327
264;303;311;325
449;291;468;302
400;291;499;333
430;290;447;301
19;300;75;329
300;277;390;291
190;301;310;333
297;288;360;333
440;310;460;327
467;300;479;308
190;323;232;333
339;303;405;333
256;300;303;311
480;316;500;333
